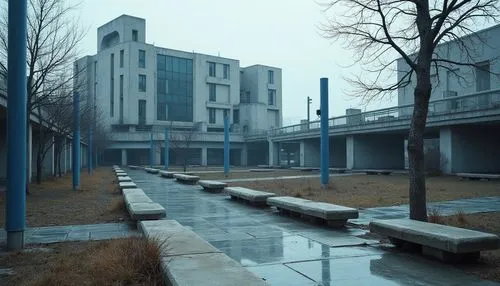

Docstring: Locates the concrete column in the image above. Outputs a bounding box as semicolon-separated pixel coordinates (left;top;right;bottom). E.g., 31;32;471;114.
201;147;207;166
268;140;276;166
121;149;127;166
28;123;32;182
240;144;248;166
299;141;305;167
346;134;405;170
439;126;500;174
346;136;354;170
439;127;452;174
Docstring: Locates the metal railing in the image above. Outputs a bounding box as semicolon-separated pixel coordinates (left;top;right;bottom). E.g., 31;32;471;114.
262;88;500;138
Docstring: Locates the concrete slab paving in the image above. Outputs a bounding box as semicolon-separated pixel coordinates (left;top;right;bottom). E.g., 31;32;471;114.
118;181;137;190
127;170;500;286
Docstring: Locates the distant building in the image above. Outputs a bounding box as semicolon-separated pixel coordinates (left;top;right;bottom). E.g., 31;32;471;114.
75;15;282;166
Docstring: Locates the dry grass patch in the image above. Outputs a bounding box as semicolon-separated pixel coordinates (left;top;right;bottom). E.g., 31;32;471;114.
435;212;500;282
196;169;315;180
1;237;164;286
0;168;127;227
229;174;500;208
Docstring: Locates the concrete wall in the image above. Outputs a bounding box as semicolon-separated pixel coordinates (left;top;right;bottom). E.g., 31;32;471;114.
440;125;500;173
347;134;405;170
329;137;346;168
398;24;500;107
301;138;320;167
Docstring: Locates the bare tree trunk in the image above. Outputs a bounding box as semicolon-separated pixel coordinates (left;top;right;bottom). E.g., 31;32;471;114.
408;71;432;221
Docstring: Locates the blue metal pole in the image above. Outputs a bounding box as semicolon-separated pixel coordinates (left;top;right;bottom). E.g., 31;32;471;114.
72;90;81;190
149;132;153;167
87;122;92;174
6;0;27;251
164;128;169;170
320;78;329;186
224;115;230;176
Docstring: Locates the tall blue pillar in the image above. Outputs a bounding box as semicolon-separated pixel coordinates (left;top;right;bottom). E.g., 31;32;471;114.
149;132;153;167
320;78;329;186
164;128;169;170
6;0;27;251
224;115;230;176
72;90;81;190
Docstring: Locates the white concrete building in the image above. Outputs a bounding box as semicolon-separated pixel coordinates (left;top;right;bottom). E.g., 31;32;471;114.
75;15;282;166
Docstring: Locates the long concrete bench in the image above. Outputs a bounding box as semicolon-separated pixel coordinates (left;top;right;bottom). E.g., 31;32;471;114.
174;173;200;184
117;176;132;183
123;189;166;220
198;180;227;193
457;173;500;180
144;167;160;174
119;181;137;192
159;170;176;178
267;196;358;227
225;187;276;206
140;220;267;285
128;165;139;170
249;168;274;172
370;218;500;261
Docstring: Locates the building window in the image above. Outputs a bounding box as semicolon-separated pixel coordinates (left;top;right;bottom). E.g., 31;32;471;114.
223;64;229;79
476;61;490;92
209;83;216;102
268;70;274;84
139;49;146;68
156;54;194;122
110;53;114;117
209;61;216;77
268;89;276;105
233;109;239;124
209;108;216;124
138;99;146;125
119;50;124;68
132;30;138;41
139;74;146;92
119;75;124;122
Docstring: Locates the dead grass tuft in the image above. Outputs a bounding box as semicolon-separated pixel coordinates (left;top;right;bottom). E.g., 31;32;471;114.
107;197;126;214
455;209;468;226
293;192;303;198
428;208;443;224
30;237;164;286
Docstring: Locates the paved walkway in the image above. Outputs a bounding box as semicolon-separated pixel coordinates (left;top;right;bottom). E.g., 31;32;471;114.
220;173;355;183
352;196;500;225
0;223;139;245
129;170;499;286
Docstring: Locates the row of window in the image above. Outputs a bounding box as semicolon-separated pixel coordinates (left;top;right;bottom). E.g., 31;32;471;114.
118;49;146;69
207;108;239;124
208;61;230;79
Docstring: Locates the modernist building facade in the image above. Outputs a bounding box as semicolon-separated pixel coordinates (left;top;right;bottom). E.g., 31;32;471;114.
75;15;282;166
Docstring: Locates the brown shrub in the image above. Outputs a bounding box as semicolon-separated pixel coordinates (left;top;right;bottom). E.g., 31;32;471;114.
428;208;443;224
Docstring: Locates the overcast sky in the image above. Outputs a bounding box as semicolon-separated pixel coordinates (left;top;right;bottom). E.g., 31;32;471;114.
73;0;401;125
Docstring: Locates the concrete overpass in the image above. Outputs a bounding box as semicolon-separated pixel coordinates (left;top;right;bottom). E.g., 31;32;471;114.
245;88;500;174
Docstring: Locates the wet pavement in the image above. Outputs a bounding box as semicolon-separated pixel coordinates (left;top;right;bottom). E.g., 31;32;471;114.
129;169;499;286
0;222;138;245
353;196;500;225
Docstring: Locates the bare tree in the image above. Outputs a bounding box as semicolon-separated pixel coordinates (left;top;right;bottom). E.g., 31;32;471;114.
167;123;198;172
321;0;499;221
0;0;85;185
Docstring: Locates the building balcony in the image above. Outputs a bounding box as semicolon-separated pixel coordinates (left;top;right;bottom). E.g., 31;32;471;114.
206;101;231;109
206;76;231;86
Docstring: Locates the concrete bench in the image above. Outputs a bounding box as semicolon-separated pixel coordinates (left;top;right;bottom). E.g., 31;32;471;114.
291;167;319;172
159;171;176;178
174;173;200;184
139;220;267;286
118;181;137;192
267;196;358;227
370;218;500;261
123;189;166;220
128;165;139;170
225;187;276;206
117;176;132;183
249;168;275;172
329;168;346;173
144;167;160;174
198;180;227;193
457;173;500;180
